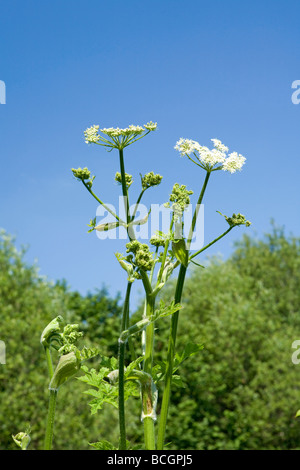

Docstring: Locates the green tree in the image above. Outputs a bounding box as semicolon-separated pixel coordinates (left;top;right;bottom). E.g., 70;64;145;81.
0;230;122;450
2;225;300;450
154;225;300;449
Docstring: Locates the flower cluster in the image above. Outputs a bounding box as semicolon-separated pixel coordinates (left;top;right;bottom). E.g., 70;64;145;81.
72;167;91;181
115;172;133;188
141;172;163;190
72;167;95;189
84;125;100;144
84;122;157;150
218;211;251;228
175;137;246;173
126;240;154;273
101;125;144;137
150;231;167;248
40;316;83;355
58;324;84;355
165;183;194;221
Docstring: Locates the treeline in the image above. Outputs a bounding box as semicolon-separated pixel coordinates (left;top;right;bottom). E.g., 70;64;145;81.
0;226;300;449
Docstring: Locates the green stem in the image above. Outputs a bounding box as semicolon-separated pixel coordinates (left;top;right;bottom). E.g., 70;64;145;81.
157;264;187;449
157;171;211;450
119;149;134;240
187;171;211;249
156;217;174;288
118;281;132;450
190;227;233;261
44;346;54;379
44;390;57;450
118;147;156;449
131;188;146;222
144;415;156;450
82;181;121;222
142;294;156;450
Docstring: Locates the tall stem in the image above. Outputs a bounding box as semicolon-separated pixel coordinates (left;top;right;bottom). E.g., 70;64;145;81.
119;149;134;240
157;171;211;450
118;281;132;450
186;171;211;249
156;217;174;288
44;390;57;450
142;293;156;450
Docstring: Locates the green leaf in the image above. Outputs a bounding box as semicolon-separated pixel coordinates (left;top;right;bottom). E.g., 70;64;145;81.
89;439;117;450
174;342;204;371
79;346;101;362
119;301;182;343
190;259;205;269
78;355;141;415
125;356;144;377
171;374;186;388
172;239;189;267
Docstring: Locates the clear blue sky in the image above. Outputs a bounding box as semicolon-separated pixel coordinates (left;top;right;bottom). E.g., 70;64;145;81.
1;0;299;306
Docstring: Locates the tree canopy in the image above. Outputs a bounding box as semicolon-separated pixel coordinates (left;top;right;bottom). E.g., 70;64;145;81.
1;225;300;449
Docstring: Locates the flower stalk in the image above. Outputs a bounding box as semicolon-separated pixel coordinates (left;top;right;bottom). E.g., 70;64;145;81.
72;124;250;451
118;281;132;450
157;170;211;449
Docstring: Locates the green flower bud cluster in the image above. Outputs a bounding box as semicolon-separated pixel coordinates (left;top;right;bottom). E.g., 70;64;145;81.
72;167;95;189
58;324;83;355
218;211;251;228
126;240;154;273
150;231;167;248
165;183;193;221
115;171;133;188
72;167;91;180
141;172;163;190
41;317;83;355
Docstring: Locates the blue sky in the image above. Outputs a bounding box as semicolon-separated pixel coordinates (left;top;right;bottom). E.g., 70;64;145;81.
0;0;299;307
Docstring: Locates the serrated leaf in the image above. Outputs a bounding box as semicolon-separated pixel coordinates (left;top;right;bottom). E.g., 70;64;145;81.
172;375;186;388
174;342;204;371
125;356;144;377
89;440;117;450
79;346;101;362
79;355;141;415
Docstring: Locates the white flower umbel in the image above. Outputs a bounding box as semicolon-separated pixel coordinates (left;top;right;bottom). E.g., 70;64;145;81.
222;151;246;174
84;122;157;150
84;125;100;144
175;137;246;173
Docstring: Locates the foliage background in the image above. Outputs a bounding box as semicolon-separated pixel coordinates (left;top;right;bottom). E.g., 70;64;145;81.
1;225;300;450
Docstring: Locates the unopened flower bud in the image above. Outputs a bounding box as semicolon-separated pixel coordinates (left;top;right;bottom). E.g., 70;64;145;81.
115;172;133;188
40;316;64;347
141;172;163;190
71;167;91;181
49;351;81;391
12;431;31;450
